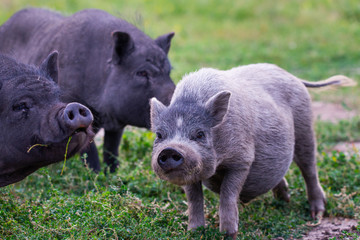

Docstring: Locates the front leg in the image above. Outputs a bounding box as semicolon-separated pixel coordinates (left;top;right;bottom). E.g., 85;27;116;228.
82;141;101;173
80;121;101;173
104;128;124;173
219;168;250;239
184;181;205;230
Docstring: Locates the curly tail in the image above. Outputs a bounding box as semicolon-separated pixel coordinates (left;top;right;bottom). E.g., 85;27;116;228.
302;75;357;88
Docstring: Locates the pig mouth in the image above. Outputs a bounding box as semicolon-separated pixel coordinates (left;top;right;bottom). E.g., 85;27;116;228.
158;166;203;186
64;125;94;149
28;126;94;154
71;127;88;136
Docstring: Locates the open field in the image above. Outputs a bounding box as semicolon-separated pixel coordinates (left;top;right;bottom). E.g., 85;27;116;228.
0;0;359;239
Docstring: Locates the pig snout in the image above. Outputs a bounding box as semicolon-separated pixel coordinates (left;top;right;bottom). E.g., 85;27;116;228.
157;148;184;171
63;102;93;131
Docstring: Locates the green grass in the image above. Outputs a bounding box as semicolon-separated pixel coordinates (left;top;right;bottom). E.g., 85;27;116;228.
1;0;360;239
1;128;359;239
316;117;360;146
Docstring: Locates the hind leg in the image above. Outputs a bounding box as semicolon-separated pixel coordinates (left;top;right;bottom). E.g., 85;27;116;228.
294;121;326;219
272;178;290;202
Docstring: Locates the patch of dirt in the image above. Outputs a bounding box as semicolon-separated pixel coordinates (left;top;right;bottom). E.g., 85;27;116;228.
312;101;358;123
333;142;360;155
301;217;359;240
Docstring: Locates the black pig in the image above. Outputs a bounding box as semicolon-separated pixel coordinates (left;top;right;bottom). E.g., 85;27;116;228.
0;8;175;173
0;52;94;187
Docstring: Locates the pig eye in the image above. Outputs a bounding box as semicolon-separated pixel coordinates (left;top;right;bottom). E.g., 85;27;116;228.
13;102;29;112
196;131;205;140
136;70;149;79
156;132;163;139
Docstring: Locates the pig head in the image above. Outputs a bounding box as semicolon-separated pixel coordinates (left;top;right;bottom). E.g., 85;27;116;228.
0;52;94;187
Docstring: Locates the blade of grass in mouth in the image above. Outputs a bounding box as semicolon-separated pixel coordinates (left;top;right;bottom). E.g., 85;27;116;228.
27;144;48;153
61;136;72;175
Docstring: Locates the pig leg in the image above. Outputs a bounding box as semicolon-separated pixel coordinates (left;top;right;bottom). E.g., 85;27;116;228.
184;182;205;230
219;168;250;239
103;128;124;173
272;178;290;202
293;124;326;219
83;142;101;173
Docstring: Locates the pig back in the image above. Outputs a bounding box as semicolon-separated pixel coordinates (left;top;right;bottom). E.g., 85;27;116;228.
0;8;64;63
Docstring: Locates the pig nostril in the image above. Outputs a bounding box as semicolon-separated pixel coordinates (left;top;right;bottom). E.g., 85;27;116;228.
159;155;167;163
68;111;74;120
172;154;182;161
79;108;87;117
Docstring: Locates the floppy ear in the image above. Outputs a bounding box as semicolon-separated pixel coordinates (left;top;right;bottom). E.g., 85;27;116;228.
40;51;59;83
205;91;231;127
150;97;167;130
112;31;135;64
155;32;175;55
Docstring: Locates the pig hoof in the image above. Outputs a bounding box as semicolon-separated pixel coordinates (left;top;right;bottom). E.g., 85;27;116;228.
109;164;119;173
272;178;290;202
273;189;290;202
309;194;326;220
307;211;324;227
104;163;119;175
188;224;205;231
311;209;324;220
225;231;238;240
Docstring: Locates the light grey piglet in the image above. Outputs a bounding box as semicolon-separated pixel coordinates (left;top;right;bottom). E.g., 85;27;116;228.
150;63;354;238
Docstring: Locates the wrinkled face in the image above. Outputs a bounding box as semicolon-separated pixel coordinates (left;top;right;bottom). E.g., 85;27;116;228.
0;75;94;187
151;101;218;186
100;32;175;131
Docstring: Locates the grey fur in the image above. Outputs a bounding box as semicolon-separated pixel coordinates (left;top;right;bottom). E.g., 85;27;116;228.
149;63;351;237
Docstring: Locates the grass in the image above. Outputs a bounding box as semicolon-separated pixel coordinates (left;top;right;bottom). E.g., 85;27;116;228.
1;128;359;239
0;0;360;239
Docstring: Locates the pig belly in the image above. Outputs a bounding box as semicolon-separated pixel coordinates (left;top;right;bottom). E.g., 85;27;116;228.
202;159;291;203
203;148;293;202
239;152;293;203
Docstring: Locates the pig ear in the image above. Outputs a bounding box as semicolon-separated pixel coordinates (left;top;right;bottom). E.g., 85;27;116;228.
40;51;59;83
155;32;175;55
205;91;231;127
150;97;166;129
112;31;135;64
